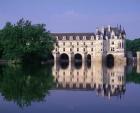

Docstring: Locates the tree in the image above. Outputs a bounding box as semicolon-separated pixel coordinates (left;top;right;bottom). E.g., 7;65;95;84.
0;18;55;62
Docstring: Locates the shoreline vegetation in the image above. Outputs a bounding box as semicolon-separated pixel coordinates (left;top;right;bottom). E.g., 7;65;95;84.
0;18;55;65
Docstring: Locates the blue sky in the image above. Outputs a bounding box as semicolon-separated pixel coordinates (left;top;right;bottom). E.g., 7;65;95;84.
0;0;140;39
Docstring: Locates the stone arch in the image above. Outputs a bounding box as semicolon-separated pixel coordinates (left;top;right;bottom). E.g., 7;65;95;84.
106;54;114;68
74;61;82;69
74;53;82;62
59;61;69;69
74;53;82;69
59;53;69;61
59;53;69;69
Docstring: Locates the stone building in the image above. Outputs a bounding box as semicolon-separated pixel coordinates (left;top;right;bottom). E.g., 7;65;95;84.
51;25;126;63
137;51;140;73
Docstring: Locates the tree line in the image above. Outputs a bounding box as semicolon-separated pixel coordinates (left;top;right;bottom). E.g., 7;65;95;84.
126;38;140;56
0;18;55;63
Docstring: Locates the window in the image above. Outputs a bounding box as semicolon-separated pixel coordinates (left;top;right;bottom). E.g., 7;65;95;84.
77;48;79;51
70;42;72;45
76;36;79;40
70;48;72;51
84;42;85;45
63;42;65;46
70;36;73;40
55;48;57;52
77;72;79;75
112;79;114;83
91;42;93;45
112;41;114;45
91;48;93;51
63;36;66;40
111;47;114;51
77;42;79;45
83;48;85;51
63;48;65;51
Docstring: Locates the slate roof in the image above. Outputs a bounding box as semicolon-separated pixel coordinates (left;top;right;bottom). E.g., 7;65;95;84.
51;32;95;40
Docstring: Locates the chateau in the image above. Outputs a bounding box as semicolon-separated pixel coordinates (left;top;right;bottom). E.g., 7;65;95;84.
52;25;126;63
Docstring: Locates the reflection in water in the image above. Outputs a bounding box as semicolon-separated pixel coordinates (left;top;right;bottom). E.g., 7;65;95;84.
74;61;82;69
126;64;140;84
0;64;54;108
53;61;126;99
0;61;140;109
106;54;114;68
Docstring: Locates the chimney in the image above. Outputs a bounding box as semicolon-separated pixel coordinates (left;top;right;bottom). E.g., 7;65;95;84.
96;27;99;33
101;26;104;34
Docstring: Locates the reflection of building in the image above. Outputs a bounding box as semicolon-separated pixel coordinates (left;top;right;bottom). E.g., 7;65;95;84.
52;25;126;63
52;62;126;99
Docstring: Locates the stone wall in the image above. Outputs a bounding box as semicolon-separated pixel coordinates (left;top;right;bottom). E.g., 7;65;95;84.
137;51;140;73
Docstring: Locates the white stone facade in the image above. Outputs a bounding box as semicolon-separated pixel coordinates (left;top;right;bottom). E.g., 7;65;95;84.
51;25;126;63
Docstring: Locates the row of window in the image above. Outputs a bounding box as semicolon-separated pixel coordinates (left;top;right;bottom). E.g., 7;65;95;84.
56;36;124;41
56;48;94;52
62;42;95;46
56;36;96;41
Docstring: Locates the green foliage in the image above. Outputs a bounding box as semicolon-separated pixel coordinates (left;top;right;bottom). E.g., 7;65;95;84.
126;38;140;56
0;64;54;108
0;18;55;62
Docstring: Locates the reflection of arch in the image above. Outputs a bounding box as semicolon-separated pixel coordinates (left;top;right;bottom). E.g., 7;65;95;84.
86;54;91;68
74;53;82;62
87;54;91;61
106;54;114;68
74;61;82;69
59;53;69;61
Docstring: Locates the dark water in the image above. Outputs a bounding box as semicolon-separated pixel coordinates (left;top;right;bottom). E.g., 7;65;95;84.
0;62;140;113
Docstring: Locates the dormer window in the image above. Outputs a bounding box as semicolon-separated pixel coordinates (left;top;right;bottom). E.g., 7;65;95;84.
76;36;79;40
79;36;83;40
83;36;86;40
86;36;91;40
91;36;94;40
62;36;66;40
70;36;73;40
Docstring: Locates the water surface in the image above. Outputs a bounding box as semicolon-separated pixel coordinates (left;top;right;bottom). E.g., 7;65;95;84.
0;62;140;113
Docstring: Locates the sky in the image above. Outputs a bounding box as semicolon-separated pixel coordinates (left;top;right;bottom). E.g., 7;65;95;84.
0;0;140;39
